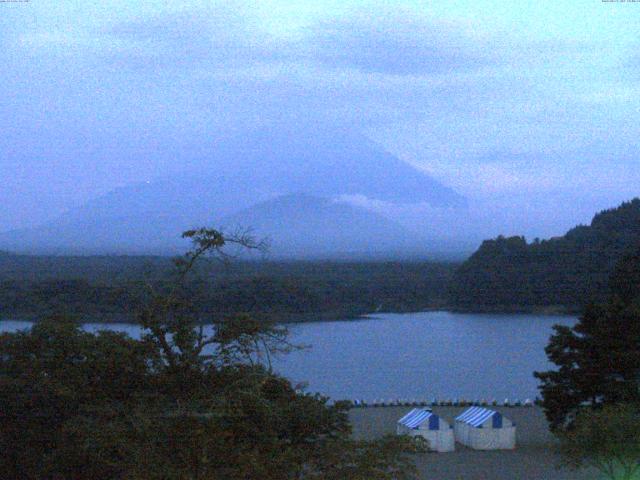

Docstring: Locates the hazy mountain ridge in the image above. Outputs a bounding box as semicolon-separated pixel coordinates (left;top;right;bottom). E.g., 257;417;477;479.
220;194;430;259
0;126;465;257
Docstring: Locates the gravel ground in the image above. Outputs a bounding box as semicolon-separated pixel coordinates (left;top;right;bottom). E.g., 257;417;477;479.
349;406;599;480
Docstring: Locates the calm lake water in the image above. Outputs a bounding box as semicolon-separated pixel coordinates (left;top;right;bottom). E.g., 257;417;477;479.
0;311;575;401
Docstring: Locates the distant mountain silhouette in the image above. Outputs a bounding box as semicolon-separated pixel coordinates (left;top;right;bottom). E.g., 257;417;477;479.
0;194;427;257
220;194;428;259
205;124;465;207
0;125;462;255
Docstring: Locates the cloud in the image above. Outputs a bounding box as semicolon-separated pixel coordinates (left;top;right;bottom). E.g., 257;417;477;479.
90;6;498;78
3;0;639;234
333;194;394;211
97;9;286;72
303;12;495;76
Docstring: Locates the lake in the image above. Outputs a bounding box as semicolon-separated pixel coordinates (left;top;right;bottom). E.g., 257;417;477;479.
0;311;575;401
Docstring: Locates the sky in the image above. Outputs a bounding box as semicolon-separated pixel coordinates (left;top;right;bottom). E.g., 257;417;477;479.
1;0;639;239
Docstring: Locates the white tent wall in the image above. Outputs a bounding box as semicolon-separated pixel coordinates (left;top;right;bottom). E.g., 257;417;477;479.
453;422;466;446
462;422;470;446
454;408;516;450
455;421;473;447
396;409;455;453
407;426;455;453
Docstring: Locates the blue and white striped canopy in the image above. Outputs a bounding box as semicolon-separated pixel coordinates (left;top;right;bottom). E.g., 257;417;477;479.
397;408;438;429
455;407;502;428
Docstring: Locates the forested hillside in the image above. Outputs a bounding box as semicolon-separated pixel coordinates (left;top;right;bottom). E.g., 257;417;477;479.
0;255;456;322
448;199;640;312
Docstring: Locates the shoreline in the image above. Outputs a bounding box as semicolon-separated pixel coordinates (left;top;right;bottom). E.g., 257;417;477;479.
447;304;581;316
0;305;579;325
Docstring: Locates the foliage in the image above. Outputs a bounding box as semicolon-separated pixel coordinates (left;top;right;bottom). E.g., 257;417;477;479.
0;255;455;323
449;198;640;311
535;301;640;430
610;246;640;306
535;246;640;430
0;228;422;480
0;315;152;479
558;404;640;480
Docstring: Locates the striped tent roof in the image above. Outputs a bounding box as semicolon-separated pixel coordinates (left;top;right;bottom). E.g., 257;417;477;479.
455;407;502;428
397;408;436;429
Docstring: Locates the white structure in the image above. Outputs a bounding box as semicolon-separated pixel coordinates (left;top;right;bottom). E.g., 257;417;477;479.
454;407;516;450
396;408;455;452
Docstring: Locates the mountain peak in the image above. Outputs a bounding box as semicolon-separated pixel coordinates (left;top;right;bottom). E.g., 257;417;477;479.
0;125;463;256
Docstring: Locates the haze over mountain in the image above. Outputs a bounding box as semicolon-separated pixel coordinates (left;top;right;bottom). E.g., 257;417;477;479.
220;194;431;259
3;2;639;255
209;125;465;207
0;126;465;257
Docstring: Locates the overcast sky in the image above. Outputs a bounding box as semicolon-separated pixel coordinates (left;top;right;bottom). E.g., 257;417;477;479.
1;0;639;236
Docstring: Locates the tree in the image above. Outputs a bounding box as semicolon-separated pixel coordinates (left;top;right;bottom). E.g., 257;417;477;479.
0;314;152;479
449;198;640;311
0;227;423;479
558;404;640;480
534;301;640;430
534;248;640;431
609;245;640;306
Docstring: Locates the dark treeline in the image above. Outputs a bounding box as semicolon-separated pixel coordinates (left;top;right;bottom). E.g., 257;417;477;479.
3;198;639;321
449;199;640;312
533;246;640;479
535;245;640;429
0;253;456;322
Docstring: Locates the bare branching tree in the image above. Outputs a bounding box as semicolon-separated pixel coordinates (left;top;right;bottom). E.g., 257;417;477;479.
137;227;292;372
